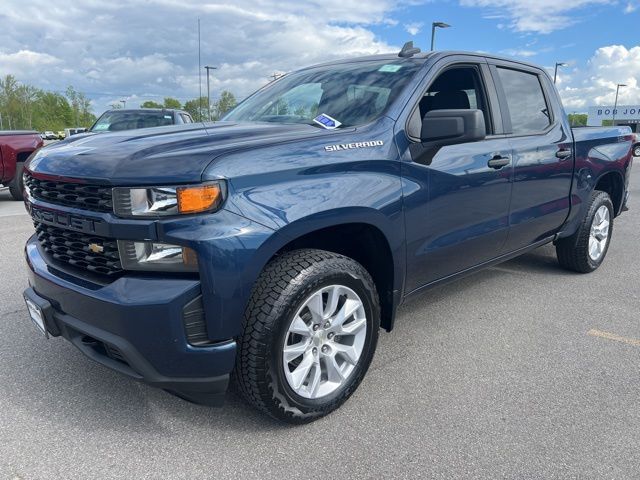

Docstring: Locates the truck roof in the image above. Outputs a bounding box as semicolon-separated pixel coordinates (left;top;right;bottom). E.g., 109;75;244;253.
306;50;546;73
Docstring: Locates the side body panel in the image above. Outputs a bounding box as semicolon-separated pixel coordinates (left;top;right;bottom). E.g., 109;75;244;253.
401;139;513;290
560;126;634;237
393;55;514;291
487;60;575;251
199;117;406;338
0;132;43;184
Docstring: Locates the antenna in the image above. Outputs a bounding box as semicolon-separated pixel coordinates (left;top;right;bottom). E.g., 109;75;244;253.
198;18;202;122
398;41;421;58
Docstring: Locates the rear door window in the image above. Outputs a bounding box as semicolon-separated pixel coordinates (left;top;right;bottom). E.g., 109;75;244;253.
496;67;551;135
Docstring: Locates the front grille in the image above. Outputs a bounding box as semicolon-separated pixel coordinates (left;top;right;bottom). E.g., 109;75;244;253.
34;221;123;276
25;172;113;213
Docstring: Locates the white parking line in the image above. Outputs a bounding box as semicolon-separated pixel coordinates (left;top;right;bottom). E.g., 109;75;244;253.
588;329;640;347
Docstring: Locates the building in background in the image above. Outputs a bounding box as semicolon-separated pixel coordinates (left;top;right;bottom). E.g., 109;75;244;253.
587;105;640;132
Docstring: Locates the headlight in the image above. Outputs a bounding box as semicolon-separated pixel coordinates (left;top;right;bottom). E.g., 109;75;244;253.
118;240;199;272
113;182;225;217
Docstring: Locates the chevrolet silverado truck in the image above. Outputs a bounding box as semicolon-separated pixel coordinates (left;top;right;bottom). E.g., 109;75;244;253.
0;130;43;200
21;46;633;423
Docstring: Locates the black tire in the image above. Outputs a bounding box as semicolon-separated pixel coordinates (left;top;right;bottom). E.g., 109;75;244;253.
8;162;24;201
235;249;380;424
556;190;614;273
633;144;640;157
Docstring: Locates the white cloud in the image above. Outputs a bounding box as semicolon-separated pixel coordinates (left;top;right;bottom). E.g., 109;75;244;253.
404;22;424;36
0;50;62;75
500;49;538;57
625;1;638;13
0;0;426;111
557;45;640;110
459;0;616;33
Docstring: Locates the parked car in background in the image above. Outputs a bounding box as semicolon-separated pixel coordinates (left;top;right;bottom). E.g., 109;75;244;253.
64;127;87;138
0;130;43;200
632;132;640;157
56;131;65;140
89;108;194;133
42;131;57;140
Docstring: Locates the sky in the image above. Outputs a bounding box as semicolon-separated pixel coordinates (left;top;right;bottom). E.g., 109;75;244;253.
1;0;639;114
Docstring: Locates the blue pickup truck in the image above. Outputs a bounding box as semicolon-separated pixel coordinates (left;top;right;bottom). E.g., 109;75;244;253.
22;45;633;423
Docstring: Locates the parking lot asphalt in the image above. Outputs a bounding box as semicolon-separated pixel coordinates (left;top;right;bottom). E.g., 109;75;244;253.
1;163;638;479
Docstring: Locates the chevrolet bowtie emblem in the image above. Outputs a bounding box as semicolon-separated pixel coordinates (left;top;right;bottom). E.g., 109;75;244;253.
88;243;104;254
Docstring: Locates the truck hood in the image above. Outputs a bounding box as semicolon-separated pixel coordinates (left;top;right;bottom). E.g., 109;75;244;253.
27;122;334;185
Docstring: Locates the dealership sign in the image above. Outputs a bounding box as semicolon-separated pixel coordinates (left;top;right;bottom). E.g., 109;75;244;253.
587;105;640;126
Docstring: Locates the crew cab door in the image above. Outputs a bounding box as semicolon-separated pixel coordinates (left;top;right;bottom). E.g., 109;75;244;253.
488;61;574;250
397;58;513;292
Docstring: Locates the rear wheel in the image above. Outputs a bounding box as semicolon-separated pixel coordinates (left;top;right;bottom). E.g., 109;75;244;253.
556;190;614;273
8;162;24;201
234;249;380;423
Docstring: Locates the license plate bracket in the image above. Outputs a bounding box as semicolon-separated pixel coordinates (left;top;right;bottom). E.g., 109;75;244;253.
23;287;52;338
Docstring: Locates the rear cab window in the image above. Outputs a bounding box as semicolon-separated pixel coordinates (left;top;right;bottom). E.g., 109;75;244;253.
495;67;551;135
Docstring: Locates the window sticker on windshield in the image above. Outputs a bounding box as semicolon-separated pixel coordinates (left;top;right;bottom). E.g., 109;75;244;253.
313;113;342;130
379;64;403;73
164;115;172;119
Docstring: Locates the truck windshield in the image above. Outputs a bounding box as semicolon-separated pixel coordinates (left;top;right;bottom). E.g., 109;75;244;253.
91;110;174;132
223;59;423;127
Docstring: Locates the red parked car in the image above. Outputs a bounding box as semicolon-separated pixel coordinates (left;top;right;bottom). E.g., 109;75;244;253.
0;130;43;200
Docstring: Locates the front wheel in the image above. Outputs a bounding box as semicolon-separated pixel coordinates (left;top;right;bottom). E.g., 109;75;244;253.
234;249;380;423
633;144;640;157
8;162;24;201
556;190;614;273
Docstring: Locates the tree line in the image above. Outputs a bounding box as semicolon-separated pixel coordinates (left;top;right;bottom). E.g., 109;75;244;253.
0;74;239;132
0;75;95;131
138;90;238;122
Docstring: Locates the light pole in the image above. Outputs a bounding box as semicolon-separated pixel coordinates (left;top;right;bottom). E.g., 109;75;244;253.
204;66;217;121
613;83;626;124
553;62;567;84
430;22;451;51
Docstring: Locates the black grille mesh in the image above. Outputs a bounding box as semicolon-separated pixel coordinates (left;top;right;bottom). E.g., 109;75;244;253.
25;173;113;213
34;222;123;276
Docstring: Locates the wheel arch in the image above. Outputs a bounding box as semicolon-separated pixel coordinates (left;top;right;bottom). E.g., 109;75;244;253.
594;170;625;216
250;209;405;332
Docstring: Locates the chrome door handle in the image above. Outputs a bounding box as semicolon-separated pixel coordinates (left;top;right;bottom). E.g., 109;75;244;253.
556;148;572;160
487;156;511;169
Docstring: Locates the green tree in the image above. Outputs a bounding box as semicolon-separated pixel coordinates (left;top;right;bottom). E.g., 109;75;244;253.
141;100;163;108
214;90;237;119
0;76;94;130
183;96;208;122
568;113;588;126
0;75;22;129
65;86;94;127
163;97;182;109
32;91;73;131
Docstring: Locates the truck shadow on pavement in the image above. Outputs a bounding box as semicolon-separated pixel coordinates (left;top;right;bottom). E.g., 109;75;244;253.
5;244;570;432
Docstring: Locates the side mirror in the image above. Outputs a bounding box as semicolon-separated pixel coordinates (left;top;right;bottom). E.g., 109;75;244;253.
419;109;486;145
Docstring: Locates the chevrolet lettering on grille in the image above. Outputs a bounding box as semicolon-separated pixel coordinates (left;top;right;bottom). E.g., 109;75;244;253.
26;204;97;234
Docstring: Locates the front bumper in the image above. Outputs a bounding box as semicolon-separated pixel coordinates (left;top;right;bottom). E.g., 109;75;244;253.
24;237;236;406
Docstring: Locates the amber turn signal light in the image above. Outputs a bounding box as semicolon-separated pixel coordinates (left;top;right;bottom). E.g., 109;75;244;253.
177;184;222;214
